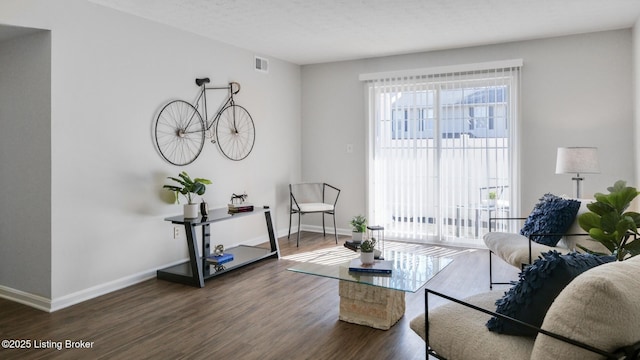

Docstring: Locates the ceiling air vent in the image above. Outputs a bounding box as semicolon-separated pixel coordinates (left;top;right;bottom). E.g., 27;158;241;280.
255;56;269;73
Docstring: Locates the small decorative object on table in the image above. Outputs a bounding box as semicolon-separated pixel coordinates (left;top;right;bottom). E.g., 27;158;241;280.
230;192;248;204
214;244;224;256
228;192;254;213
367;225;385;260
200;199;209;216
350;215;367;242
163;171;212;218
360;237;376;265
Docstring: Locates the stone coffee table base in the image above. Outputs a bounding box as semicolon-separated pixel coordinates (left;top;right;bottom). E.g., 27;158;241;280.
338;280;405;330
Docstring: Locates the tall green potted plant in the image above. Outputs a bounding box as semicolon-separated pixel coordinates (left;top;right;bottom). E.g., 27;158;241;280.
578;180;640;261
350;215;367;242
164;171;212;218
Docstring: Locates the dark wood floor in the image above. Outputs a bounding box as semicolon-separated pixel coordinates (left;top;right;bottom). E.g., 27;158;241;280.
0;232;517;360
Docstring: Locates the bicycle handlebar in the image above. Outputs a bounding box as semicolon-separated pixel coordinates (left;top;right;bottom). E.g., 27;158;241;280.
230;82;240;95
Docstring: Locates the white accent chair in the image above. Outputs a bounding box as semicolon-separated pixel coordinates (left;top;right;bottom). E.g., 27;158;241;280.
288;183;340;247
484;199;608;288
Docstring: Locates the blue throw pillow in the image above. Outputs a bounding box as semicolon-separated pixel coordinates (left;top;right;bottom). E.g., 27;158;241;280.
520;194;580;246
486;251;615;336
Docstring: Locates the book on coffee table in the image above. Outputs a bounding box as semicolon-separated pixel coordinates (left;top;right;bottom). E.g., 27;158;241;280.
348;258;392;274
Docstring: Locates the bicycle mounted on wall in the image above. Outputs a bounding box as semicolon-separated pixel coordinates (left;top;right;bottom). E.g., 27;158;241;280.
154;78;255;165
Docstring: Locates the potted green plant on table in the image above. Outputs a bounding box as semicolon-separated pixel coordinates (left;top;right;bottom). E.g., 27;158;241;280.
578;180;640;261
360;237;376;265
350;215;367;242
163;171;212;218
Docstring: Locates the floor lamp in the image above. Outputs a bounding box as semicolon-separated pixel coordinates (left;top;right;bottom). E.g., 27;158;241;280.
555;147;600;198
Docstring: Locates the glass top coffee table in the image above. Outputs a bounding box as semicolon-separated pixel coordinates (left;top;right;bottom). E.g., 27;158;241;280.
288;249;452;329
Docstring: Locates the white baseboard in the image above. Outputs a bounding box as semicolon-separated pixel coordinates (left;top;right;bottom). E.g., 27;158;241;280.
48;233;280;311
0;285;52;312
0;227;349;312
302;224;351;236
49;270;159;312
281;224;351;237
0;267;164;313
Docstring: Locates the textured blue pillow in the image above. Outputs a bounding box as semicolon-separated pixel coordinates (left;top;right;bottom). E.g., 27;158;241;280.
520;194;580;246
486;251;615;336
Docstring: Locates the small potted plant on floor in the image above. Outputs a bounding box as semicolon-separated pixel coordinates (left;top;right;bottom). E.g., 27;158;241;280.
360;237;376;265
350;215;367;242
163;171;212;218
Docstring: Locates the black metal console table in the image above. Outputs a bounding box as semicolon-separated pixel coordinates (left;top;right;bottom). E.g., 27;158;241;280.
157;207;280;287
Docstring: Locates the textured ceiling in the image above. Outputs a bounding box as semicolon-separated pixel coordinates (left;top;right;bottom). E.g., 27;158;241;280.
89;0;640;65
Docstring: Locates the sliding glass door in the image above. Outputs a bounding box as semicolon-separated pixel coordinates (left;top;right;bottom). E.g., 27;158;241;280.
365;63;520;246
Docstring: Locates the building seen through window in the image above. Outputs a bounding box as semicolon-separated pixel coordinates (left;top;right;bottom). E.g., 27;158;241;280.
390;86;507;139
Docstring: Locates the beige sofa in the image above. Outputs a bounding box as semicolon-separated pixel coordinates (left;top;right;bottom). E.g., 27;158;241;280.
410;255;640;360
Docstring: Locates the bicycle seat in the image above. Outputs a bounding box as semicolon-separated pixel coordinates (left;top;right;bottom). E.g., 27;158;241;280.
195;78;210;86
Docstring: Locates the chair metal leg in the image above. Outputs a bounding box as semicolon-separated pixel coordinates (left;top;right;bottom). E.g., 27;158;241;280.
425;289;430;358
489;250;493;289
322;213;326;236
296;212;301;247
288;210;292;239
322;213;327;236
332;212;338;244
489;249;516;288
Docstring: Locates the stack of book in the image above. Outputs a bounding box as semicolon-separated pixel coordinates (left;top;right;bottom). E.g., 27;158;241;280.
206;253;234;264
228;203;254;213
348;258;393;274
343;240;361;252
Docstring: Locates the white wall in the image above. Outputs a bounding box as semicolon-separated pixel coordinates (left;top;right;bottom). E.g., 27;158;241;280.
0;0;301;310
302;30;635;234
0;30;51;299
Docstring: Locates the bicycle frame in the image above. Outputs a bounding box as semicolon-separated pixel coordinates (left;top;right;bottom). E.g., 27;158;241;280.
192;82;237;132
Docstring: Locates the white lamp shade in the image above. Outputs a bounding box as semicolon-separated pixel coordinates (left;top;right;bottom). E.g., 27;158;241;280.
555;147;600;174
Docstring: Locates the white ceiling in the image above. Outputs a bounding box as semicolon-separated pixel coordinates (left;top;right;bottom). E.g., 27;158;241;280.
90;0;640;65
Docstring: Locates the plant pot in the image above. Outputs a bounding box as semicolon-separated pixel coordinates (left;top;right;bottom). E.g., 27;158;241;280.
183;204;199;218
352;231;364;242
360;251;375;265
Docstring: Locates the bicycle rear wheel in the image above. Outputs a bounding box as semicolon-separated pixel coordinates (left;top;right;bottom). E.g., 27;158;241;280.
155;100;205;166
215;104;255;161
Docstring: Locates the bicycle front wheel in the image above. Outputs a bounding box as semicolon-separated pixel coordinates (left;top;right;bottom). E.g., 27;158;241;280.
155;100;205;166
215;104;255;161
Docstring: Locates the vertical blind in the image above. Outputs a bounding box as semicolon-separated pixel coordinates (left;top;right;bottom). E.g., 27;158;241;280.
363;60;522;245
